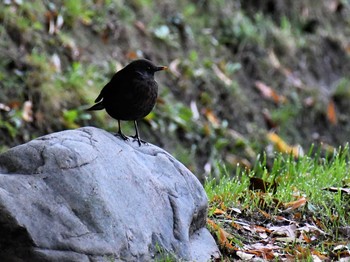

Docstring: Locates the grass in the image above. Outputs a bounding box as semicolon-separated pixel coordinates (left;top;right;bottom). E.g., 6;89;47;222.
205;145;350;260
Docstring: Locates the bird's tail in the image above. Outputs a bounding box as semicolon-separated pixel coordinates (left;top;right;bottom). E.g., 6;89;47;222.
86;101;105;111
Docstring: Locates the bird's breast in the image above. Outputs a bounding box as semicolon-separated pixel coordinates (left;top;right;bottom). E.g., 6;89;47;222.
103;78;158;121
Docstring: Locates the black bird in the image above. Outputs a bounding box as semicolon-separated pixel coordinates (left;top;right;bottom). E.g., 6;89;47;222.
87;59;167;146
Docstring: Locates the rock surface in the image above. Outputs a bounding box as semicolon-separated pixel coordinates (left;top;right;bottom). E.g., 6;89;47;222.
0;127;220;261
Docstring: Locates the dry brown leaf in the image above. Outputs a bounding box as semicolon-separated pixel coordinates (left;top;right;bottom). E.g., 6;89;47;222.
213;208;226;215
45;10;64;35
258;209;271;219
268;50;281;69
327;99;338;125
126;51;139;60
270;224;297;238
302;232;312;243
203;108;220;128
168;58;181;77
212;64;232;86
134;20;148;36
295;245;312;260
22;101;33;122
0;103;11;112
244;243;279;260
323;186;350;195
231;221;242;230
50;53;61;73
267;132;302;158
207;219;238;253
236;251;255;260
251;225;272;234
293;212;302;220
281;68;303;89
311;249;328;260
284;196;307;210
255;81;287;104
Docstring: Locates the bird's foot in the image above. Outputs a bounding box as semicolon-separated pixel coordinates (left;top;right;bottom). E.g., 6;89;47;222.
115;132;129;141
131;135;147;146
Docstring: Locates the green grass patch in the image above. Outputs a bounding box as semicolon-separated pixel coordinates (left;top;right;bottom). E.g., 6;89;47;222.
205;145;350;260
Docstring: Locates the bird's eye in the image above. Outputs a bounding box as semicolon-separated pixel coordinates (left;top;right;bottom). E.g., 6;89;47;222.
147;67;151;71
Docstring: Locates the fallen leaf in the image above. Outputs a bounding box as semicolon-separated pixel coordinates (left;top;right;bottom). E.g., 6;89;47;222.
50;53;61;73
213;208;226;215
255;81;287;104
212;64;232;86
311;249;328;260
134;20;148;36
268;50;281;69
169;58;181;77
250;225;271;234
231;221;242;230
327;99;338;125
297;223;326;236
284;196;307;211
236;251;255;260
203;108;220;128
301;232;312;243
323;186;350;195
267;132;303;158
190;100;200;120
270;224;297;238
126;51;139;60
258;209;271;219
22;101;33;122
207;219;238;253
281;68;303;89
228;207;242;214
0;103;11;112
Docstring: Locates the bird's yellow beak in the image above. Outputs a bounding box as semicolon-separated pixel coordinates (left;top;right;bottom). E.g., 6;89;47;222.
156;66;168;71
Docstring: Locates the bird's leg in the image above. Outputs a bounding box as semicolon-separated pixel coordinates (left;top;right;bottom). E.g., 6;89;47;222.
116;119;129;141
131;120;147;146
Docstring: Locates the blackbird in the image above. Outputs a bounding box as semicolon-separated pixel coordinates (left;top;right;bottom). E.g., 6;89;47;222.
87;59;167;146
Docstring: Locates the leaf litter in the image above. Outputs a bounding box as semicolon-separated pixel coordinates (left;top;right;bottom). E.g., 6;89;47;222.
207;185;350;261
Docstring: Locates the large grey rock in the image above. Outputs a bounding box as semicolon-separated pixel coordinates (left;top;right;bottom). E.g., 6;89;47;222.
0;127;220;261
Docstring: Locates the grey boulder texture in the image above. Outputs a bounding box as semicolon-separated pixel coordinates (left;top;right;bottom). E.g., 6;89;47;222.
0;127;220;262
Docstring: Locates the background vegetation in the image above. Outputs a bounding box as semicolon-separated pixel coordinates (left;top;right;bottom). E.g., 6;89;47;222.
1;0;349;180
1;1;350;260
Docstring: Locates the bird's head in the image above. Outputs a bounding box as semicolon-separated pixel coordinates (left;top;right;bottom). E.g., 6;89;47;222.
127;59;167;79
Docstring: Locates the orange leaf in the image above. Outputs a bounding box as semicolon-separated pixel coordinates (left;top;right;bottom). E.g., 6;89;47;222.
203;108;220;128
311;249;328;260
207;219;238;252
327;99;338;125
255;81;287;104
251;225;272;233
284;197;307;210
213;208;226;215
126;51;139;60
267;132;302;158
231;221;242;230
258;209;271;219
302;232;312;243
